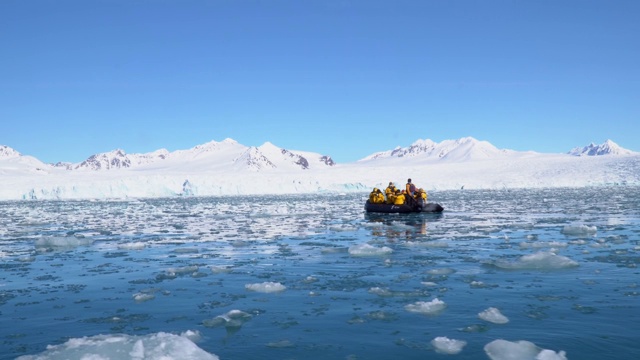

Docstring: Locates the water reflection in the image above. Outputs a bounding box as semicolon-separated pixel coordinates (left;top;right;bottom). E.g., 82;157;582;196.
364;212;443;240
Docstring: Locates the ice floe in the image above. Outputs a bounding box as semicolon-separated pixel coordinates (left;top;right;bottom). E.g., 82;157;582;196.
348;243;393;256
245;281;287;293
479;307;510;324
431;336;467;354
562;224;597;236
15;331;218;360
484;339;567;360
492;251;579;270
404;298;447;315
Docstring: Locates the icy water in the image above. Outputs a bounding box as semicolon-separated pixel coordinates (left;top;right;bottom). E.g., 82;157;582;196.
1;188;639;360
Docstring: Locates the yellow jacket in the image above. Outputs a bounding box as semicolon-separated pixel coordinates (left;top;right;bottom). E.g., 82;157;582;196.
385;186;396;197
386;192;396;204
369;189;385;204
394;193;405;205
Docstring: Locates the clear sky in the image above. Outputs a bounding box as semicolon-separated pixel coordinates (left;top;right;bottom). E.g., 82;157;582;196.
1;0;638;164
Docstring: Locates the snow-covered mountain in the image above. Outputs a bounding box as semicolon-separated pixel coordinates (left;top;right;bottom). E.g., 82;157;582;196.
0;145;50;175
1;145;21;158
1;138;638;200
359;137;514;162
233;142;334;171
72;148;170;170
568;139;636;156
48;138;334;172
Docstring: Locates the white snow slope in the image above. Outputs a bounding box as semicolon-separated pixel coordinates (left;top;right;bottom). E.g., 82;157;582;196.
1;138;638;200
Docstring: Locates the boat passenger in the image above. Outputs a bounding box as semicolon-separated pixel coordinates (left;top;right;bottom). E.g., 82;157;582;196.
369;188;385;204
386;189;397;204
406;178;417;196
394;189;406;205
416;188;427;202
385;182;396;199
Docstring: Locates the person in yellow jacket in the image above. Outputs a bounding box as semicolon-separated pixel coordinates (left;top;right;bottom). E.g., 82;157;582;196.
386;189;396;204
384;182;396;200
416;188;427;202
369;188;385;204
394;189;406;205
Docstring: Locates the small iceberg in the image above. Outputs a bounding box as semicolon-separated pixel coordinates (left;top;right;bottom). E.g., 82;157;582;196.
404;298;447;315
562;224;597;236
484;339;567;360
16;331;218;360
492;251;579;270
245;281;286;293
348;243;393;256
478;307;509;324
431;336;467;354
202;309;252;331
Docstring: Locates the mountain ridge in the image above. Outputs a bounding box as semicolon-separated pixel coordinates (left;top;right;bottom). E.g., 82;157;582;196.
1;138;636;174
568;139;635;156
1;138;639;200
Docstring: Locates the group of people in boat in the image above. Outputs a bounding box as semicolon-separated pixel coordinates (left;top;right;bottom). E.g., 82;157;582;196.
369;178;427;206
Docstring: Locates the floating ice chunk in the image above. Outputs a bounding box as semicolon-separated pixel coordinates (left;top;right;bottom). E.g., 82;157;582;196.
35;236;93;249
118;242;146;250
484;339;567;360
203;309;252;329
562;224;597;236
166;265;199;276
245;281;286;293
421;281;438;287
493;251;579;270
426;268;456;275
519;241;568;249
180;330;202;343
470;281;497;289
404;298;446;315
266;339;295;348
348;243;393;256
431;336;467;354
368;287;393;296
15;332;219;360
479;307;509;324
133;292;155;303
303;275;318;283
210;265;233;274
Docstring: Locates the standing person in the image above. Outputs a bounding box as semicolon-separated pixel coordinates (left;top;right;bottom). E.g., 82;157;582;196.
406;178;416;196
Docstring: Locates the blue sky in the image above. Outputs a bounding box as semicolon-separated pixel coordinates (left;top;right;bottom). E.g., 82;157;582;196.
1;0;638;164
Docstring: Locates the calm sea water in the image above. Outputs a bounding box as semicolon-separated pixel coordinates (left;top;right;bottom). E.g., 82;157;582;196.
1;188;639;360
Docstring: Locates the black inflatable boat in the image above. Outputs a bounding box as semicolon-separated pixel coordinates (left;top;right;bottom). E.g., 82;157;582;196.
364;199;444;214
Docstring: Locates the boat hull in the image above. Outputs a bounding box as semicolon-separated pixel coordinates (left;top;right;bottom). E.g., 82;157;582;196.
364;200;444;214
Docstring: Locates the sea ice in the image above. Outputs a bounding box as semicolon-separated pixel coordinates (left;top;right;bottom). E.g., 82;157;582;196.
404;298;447;315
493;251;579;270
34;236;93;249
118;242;146;250
15;332;219;360
431;336;467;354
245;281;286;293
133;292;156;303
202;310;252;330
426;268;456;275
484;339;567;360
348;243;393;256
478;307;509;324
562;224;597;236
